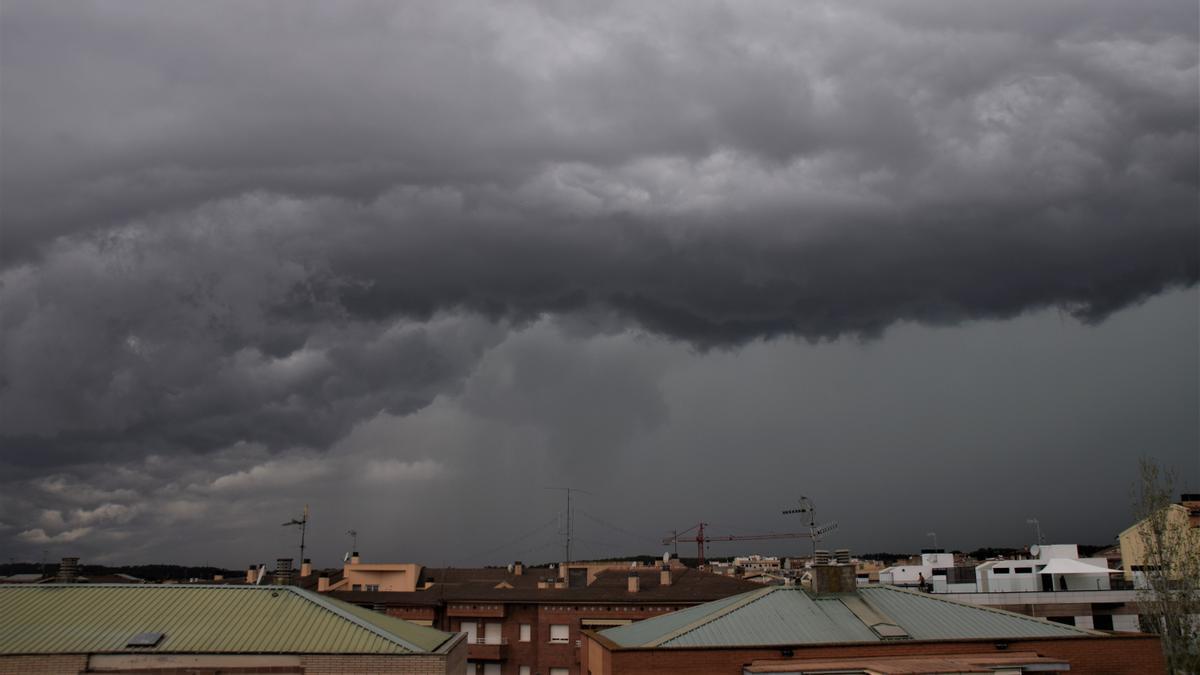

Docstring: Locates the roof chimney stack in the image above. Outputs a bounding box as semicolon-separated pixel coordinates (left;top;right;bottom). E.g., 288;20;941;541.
350;551;360;565
835;549;851;565
810;564;856;595
814;550;830;566
56;557;79;583
513;561;524;576
317;574;329;592
274;558;293;585
246;565;256;584
300;558;312;578
660;564;672;587
627;571;640;593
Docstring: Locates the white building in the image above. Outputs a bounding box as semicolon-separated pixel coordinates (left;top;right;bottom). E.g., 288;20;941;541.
880;544;1137;631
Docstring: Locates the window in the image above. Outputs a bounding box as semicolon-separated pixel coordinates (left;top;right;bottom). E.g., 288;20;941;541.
1048;616;1076;626
549;624;569;643
931;568;947;576
351;584;362;590
1093;614;1114;631
461;621;477;644
550;669;569;675
484;622;502;645
365;584;379;592
519;668;531;675
483;664;501;675
993;568;1009;575
519;623;531;642
1014;567;1033;574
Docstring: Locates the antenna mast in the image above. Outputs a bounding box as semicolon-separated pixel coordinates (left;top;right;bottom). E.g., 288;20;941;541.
545;487;591;563
282;505;309;564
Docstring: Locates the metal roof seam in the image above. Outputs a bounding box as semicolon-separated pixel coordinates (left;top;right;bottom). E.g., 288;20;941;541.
864;586;1102;636
648;586;777;648
284;586;423;652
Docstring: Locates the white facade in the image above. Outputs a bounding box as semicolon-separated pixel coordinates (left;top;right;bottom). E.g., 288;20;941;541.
878;552;974;592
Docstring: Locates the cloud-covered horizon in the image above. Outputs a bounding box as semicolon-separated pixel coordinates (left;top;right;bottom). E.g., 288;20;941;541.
1;0;1196;566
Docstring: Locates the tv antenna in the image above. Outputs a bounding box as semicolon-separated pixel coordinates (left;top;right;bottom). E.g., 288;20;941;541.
782;496;839;558
1026;518;1044;546
347;529;358;552
926;532;938;550
282;505;310;564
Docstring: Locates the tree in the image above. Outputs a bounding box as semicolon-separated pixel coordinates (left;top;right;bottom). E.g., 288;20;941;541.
1131;458;1200;674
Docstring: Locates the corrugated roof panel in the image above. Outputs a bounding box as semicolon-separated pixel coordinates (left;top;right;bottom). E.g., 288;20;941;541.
666;591;879;647
600;585;1103;649
600;587;766;647
0;585;451;656
857;586;1098;640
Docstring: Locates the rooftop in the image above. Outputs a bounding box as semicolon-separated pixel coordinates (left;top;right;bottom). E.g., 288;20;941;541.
330;566;760;605
598;585;1100;648
0;584;456;656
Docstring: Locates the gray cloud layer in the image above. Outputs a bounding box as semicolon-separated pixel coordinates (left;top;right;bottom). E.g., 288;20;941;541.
0;0;1196;564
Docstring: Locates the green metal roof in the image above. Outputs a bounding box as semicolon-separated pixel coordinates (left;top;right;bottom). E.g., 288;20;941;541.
600;585;1100;648
0;584;454;656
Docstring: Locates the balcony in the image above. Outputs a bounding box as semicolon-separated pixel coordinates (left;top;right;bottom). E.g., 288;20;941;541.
466;638;509;661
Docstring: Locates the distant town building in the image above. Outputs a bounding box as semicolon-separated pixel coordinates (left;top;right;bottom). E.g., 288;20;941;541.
319;556;759;675
879;545;1139;631
0;584;466;674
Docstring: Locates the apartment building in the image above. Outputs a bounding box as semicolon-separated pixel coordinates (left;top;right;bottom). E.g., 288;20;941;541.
324;558;761;675
580;565;1165;675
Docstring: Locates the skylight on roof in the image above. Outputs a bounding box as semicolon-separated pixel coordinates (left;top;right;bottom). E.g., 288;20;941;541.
126;632;165;648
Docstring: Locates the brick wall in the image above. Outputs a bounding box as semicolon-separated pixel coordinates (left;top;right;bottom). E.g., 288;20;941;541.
300;654;448;674
589;634;1165;675
0;655;87;674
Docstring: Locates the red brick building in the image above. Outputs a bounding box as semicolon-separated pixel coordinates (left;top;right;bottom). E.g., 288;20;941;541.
581;570;1165;675
326;561;761;675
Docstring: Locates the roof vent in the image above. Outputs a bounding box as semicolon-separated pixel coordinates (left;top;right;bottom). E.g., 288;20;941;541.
126;632;165;648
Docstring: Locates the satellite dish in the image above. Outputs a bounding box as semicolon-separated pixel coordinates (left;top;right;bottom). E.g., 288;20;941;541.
343;552;350;563
663;552;670;563
1030;545;1040;558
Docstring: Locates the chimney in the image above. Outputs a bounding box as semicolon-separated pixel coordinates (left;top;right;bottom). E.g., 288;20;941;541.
317;574;329;592
660;564;672;587
213;574;224;582
810;564;856;595
513;561;523;576
835;549;851;565
274;558;294;585
57;557;79;583
300;558;312;577
627;571;640;593
537;578;550;589
814;550;830;566
246;565;256;584
350;551;360;565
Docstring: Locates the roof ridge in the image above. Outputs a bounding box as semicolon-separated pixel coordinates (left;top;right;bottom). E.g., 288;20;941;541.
865;585;1102;636
281;587;436;652
645;586;777;648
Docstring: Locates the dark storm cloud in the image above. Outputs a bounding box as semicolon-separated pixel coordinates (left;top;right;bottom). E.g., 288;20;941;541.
0;0;1196;561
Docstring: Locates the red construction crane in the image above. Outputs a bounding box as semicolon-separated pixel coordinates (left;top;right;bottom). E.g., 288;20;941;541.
662;521;837;567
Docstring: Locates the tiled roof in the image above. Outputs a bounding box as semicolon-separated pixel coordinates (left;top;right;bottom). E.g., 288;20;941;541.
330;567;760;605
599;585;1100;648
0;584;455;655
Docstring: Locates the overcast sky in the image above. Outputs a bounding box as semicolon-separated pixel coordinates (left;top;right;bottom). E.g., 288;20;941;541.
1;1;1196;569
